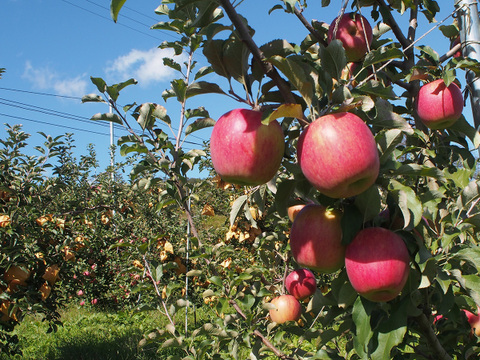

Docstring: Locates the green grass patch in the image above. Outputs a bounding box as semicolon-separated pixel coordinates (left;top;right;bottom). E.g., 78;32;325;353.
0;305;187;360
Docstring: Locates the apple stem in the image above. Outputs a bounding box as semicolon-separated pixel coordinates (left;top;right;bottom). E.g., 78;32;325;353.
229;299;295;359
414;313;453;360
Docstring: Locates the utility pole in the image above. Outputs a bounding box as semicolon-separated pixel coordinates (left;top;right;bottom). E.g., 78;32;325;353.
455;0;480;128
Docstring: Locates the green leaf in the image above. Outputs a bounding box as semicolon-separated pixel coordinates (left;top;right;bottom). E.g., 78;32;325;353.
194;66;214;80
354;185;382;222
90;77;107;93
163;57;182;72
370;99;413;134
230;195;248;226
356;80;397;99
363;46;404;68
341;204;364;246
388;179;423;229
223;37;250;85
267;55;314;106
352;297;374;358
376;128;404;163
319;39;347;80
110;0;127;22
91;112;123;125
186;81;226;98
185;118;216;135
81;94;105;103
393;163;445;180
455;246;480;273
203;39;230;79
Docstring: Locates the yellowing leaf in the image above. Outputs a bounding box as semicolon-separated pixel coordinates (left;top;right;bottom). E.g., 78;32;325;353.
164;241;174;254
201;204;215;216
262;103;304;125
0;215;11;228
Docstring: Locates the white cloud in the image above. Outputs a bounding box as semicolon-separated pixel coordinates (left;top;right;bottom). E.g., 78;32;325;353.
22;61;88;98
105;47;186;86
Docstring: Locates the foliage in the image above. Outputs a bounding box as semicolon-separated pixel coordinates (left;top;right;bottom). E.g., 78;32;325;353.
4;0;480;358
92;0;480;358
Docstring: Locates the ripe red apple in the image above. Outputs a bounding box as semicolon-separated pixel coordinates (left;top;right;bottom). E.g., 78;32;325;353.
297;112;379;199
210;108;285;186
345;227;410;302
463;308;480;336
415;79;464;129
285;268;317;301
287;204;305;222
290;204;345;273
328;12;373;62
269;294;302;324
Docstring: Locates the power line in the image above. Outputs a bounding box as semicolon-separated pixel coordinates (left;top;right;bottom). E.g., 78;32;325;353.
0;86;83;100
0;112;114;137
0;87;210;144
60;0;178;42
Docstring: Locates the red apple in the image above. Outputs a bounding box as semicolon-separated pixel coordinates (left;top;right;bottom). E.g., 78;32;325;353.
269;294;302;324
285;268;317;301
328;12;373;62
345;227;410;302
463;308;480;336
287;204;306;222
210;108;285;186
290;204;345;273
415;79;464;129
297;112;379;199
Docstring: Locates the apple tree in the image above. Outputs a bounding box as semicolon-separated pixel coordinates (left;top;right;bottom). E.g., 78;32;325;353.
87;0;480;358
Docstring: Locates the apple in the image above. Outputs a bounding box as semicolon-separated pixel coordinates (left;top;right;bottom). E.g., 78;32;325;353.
210;108;285;186
345;227;410;302
287;204;306;222
269;294;302;324
285;268;317;301
328;12;373;62
290;204;345;273
297;112;379;199
463;308;480;336
415;79;464;129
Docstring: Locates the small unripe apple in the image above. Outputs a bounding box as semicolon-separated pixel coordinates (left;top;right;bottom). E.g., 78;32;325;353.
285;269;317;301
415;79;464;129
290;204;345;273
345;227;410;302
210;109;285;186
297;112;379;199
269;294;302;324
328;12;373;62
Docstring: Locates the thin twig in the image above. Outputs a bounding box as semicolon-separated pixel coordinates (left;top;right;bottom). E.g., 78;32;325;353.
229;299;295;359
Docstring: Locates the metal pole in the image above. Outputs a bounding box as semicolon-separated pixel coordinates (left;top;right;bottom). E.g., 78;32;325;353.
185;194;191;336
455;0;480;128
109;101;114;180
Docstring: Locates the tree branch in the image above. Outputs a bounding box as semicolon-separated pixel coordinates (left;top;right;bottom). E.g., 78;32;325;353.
218;0;296;105
229;299;294;360
376;0;410;49
414;313;453;360
293;6;328;47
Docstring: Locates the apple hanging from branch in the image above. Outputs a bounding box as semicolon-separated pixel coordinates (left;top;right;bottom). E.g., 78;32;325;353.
328;12;373;62
210;108;285;186
268;294;302;324
285;268;317;301
297;112;379;199
345;227;410;302
415;79;464;129
290;204;345;273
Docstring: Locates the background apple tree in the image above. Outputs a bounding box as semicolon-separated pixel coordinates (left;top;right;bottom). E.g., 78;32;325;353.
84;0;480;358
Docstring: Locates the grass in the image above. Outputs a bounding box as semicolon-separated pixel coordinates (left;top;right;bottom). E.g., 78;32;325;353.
0;305;188;360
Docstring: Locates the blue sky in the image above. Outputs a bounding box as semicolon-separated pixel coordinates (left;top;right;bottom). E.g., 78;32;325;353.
0;1;462;178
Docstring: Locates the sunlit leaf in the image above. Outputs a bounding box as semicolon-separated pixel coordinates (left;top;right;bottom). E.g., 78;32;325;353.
110;0;127;22
91;112;123;125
